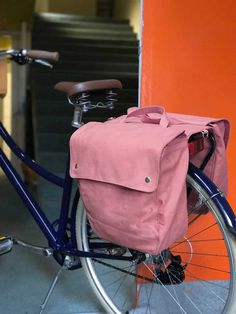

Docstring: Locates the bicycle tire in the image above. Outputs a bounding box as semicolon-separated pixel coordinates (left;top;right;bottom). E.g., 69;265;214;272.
76;174;236;314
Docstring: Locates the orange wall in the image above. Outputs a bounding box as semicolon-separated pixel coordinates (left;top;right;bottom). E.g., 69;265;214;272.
141;0;236;208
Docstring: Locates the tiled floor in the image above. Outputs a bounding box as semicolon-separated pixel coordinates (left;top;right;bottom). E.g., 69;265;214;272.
0;173;104;314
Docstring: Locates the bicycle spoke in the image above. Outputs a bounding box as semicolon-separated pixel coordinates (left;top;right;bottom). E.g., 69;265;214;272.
186;262;230;274
77;172;236;314
93;259;154;283
160;253;185;314
185;268;229;290
143;263;188;314
188;213;203;226
184;269;227;304
172;222;217;249
143;281;154;314
104;270;132;289
111;264;133;301
95;263;134;276
171;251;228;257
165;268;203;314
174;239;223;243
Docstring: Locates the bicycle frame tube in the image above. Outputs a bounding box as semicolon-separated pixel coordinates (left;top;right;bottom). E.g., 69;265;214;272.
0;147;57;245
188;163;236;236
0;122;74;250
0;123;64;187
56;157;73;246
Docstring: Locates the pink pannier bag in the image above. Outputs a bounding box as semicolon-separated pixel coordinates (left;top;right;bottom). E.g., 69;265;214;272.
167;112;230;195
121;108;230;195
70;107;189;255
70;106;230;254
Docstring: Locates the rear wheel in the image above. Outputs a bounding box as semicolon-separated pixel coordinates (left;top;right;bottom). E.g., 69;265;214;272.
76;174;236;313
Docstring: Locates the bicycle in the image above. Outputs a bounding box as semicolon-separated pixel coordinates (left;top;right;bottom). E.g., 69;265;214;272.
0;48;236;314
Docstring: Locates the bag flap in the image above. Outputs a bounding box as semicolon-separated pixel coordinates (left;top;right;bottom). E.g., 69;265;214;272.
70;122;187;192
167;112;230;145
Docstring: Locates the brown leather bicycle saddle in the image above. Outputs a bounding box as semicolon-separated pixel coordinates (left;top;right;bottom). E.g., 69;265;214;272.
54;79;122;98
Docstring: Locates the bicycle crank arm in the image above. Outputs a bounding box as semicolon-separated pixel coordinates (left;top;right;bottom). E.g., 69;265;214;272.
13;239;53;257
0;236;13;255
0;236;53;257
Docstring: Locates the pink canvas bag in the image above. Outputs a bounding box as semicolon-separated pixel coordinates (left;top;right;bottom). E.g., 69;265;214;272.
107;108;230;194
166;112;230;195
70;107;189;254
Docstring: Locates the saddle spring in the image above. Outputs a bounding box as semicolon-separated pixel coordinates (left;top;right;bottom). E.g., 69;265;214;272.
74;89;118;112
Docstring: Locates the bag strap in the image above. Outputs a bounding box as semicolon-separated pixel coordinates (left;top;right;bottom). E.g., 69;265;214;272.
125;106;169;127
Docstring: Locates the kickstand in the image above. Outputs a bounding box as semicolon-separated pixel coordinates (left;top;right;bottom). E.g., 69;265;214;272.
39;264;66;314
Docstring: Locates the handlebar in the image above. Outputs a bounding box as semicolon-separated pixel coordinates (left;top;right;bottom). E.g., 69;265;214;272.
0;49;59;68
27;50;59;62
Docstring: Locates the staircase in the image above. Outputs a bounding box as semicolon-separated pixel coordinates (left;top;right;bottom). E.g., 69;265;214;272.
30;13;139;219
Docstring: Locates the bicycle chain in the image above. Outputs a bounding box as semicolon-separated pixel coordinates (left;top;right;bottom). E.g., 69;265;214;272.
93;254;185;285
93;258;156;283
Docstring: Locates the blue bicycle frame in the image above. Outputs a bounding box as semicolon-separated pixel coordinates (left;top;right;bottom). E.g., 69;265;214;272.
0;122;135;262
0;120;236;263
0;121;78;252
188;163;236;236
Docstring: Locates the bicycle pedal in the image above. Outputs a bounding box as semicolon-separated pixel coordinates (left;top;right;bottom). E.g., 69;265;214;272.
0;236;13;255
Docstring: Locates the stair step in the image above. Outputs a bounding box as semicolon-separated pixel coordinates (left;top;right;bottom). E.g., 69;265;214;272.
35;13;130;25
36;116;107;134
31;12;139;210
34;100;73;116
37;133;70;153
35;104;134;132
59;51;138;63
33;70;138;79
37;170;78;199
37;177;64;203
38;152;68;173
34;100;135;116
37;200;62;222
33;33;137;42
32;42;138;55
33;20;133;32
32;74;138;89
51;61;138;73
33;27;136;38
37;182;78;221
33;87;138;103
36;116;72;133
31;69;139;81
33;37;138;48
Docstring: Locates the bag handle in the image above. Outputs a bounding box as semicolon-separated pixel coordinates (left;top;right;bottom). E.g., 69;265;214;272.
125;106;169;127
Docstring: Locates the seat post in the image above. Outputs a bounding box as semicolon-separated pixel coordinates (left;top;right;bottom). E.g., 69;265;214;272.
71;105;83;129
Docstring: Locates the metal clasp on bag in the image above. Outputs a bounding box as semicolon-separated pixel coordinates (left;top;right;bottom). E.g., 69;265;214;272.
201;130;209;138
